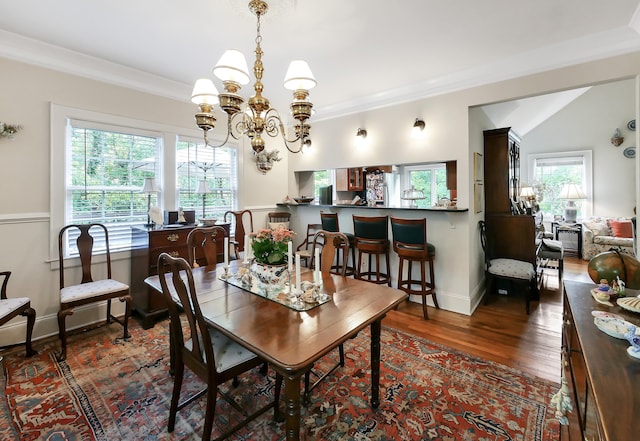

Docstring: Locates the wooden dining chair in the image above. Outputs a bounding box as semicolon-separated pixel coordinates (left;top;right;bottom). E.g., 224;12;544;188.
296;223;322;267
223;210;253;260
57;223;132;361
157;253;282;440
267;211;291;229
186;226;228;269
0;271;36;357
302;230;350;402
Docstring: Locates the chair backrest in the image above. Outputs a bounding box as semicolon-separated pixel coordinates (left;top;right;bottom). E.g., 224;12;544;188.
296;223;323;253
187;226;228;268
320;212;339;232
353;215;388;240
484;214;537;265
267;211;291;229
0;271;10;301
312;230;350;275
58;223;112;288
157;253;216;377
390;217;428;258
223;210;253;252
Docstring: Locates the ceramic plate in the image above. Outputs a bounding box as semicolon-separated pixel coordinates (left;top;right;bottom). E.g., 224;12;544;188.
591;310;624;320
628;119;636;131
617;296;640;313
623;146;636;159
594;317;635;339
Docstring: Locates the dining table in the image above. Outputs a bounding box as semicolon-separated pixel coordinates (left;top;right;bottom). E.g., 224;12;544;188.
144;260;407;441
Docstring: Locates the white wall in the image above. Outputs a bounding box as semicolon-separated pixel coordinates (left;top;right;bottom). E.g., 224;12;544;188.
519;79;636;218
1;51;640;347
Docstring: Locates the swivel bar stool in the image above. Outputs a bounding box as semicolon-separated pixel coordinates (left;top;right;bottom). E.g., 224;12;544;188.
320;212;356;276
352;215;391;286
390;216;439;319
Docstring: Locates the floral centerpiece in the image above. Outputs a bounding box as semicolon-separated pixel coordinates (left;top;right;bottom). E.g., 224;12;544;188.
251;225;296;265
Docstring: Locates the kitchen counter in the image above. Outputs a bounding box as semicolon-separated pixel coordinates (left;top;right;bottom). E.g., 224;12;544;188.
276;203;468;213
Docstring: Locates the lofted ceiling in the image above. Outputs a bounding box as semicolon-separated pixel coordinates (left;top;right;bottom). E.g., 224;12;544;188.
0;0;639;122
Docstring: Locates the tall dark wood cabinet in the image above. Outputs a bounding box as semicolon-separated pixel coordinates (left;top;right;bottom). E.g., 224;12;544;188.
483;127;521;214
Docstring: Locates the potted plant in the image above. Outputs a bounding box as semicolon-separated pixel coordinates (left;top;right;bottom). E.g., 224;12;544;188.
250;225;296;289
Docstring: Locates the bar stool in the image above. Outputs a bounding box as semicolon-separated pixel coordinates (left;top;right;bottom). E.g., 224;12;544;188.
390;216;439;319
320;212;356;276
352;215;391;286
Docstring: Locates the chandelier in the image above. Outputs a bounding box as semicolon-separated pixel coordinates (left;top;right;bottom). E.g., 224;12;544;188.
190;0;316;173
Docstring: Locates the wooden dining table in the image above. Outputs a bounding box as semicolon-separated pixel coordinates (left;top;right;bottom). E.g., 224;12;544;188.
144;261;407;441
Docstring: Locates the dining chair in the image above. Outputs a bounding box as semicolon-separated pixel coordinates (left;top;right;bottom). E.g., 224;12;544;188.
0;271;36;357
302;230;350;402
157;253;282;440
319;212;356;276
186;226;228;269
295;223;322;267
479;215;540;314
267;211;291;229
223;210;253;260
57;223;132;361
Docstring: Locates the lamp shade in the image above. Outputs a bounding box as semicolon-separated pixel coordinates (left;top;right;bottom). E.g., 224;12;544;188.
519;186;535;198
283;60;317;91
195;179;212;194
213;49;250;85
141;177;160;194
191;79;219;105
558;183;586;200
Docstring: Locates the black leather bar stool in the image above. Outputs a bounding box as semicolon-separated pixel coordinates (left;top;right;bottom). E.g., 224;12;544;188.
352;215;391;286
320;212;356;276
390;216;439;319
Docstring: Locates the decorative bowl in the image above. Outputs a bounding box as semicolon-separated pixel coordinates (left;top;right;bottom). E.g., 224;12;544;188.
199;218;217;226
294;197;314;204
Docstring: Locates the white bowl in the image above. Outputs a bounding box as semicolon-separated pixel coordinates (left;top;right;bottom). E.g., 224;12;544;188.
199;218;217;226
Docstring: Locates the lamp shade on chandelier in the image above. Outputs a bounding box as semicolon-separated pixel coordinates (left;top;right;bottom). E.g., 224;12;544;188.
190;0;316;173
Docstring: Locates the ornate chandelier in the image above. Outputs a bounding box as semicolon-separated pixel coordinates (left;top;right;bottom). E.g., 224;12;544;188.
190;0;316;173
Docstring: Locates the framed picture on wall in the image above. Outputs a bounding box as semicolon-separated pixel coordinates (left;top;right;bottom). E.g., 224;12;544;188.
474;182;484;213
473;152;483;182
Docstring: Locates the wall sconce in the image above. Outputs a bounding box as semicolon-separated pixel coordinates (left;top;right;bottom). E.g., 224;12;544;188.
356;128;367;139
611;128;624;146
195;179;212;218
411;118;425;138
0;122;22;140
141;177;160;227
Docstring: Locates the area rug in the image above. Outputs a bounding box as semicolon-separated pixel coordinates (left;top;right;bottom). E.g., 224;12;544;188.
1;318;559;440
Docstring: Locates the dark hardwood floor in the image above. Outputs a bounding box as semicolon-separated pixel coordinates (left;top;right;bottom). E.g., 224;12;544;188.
384;256;591;384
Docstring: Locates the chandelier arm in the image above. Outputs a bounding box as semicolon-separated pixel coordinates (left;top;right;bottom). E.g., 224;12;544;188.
261;109;306;153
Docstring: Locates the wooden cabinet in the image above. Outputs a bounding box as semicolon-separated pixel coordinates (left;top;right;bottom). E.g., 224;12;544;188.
336;167;364;191
130;224;229;328
562;280;640;441
445;161;457;190
483;128;520;214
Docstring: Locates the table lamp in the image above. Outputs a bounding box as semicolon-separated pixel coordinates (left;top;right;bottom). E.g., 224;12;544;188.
196;179;212;219
558;183;585;223
141;177;160;227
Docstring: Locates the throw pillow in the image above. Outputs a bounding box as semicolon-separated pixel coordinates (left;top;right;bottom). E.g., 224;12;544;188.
269;222;290;230
583;221;610;237
609;219;633;238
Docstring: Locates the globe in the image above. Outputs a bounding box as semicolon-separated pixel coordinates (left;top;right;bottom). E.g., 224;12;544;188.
588;251;640;289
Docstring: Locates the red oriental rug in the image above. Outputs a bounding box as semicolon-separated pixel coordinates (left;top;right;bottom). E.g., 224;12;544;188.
0;318;559;440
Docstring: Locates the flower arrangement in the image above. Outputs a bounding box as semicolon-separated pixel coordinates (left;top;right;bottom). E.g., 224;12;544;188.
0;122;22;139
255;149;281;174
251;225;295;265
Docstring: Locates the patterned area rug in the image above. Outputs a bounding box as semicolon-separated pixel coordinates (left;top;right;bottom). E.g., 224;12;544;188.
0;318;559;440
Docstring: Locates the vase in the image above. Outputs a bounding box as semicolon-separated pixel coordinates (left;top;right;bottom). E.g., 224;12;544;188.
250;261;288;291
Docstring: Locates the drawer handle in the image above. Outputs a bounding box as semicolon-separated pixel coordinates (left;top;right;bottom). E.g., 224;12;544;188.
169;251;180;257
167;234;179;242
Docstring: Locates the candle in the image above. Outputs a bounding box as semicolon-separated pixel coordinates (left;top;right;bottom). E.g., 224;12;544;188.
243;234;250;263
295;254;301;290
287;241;293;274
314;247;321;278
224;237;229;267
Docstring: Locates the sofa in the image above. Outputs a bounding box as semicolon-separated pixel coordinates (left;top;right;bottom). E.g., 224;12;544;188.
582;217;636;261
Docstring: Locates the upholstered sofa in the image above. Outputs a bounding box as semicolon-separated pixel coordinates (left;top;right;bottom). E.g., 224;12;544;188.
582;217;635;260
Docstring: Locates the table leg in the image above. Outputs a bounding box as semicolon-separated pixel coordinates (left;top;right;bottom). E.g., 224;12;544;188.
284;373;302;441
370;318;382;408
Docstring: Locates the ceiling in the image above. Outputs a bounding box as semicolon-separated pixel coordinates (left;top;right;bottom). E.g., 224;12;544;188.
1;0;639;122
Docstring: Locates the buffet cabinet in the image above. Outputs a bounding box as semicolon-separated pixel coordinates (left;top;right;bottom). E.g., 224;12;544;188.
130;224;229;328
483;127;520;214
561;280;640;441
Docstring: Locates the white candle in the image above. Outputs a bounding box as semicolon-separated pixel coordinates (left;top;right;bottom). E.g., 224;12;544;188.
224;237;229;267
295;254;301;290
243;234;250;263
287;241;293;274
314;247;321;278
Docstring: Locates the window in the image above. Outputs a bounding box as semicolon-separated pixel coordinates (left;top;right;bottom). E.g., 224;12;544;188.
65;121;161;254
528;150;592;220
313;170;331;202
176;139;237;221
403;164;447;208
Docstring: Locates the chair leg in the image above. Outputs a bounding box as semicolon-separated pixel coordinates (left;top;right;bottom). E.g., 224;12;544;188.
201;384;218;441
122;295;132;339
106;298;112;324
57;308;73;361
167;362;184;432
428;258;439;309
21;307;36;357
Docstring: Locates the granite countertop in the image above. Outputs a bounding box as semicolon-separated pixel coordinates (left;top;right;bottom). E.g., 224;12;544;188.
276;203;468;212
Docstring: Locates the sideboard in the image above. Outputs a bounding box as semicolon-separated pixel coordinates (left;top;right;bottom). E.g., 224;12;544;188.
562;280;640;440
130;224;229;328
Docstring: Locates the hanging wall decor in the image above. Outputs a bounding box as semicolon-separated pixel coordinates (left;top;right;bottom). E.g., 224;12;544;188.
0;122;22;139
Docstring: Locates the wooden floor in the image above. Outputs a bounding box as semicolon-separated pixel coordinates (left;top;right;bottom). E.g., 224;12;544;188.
384;256;592;384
